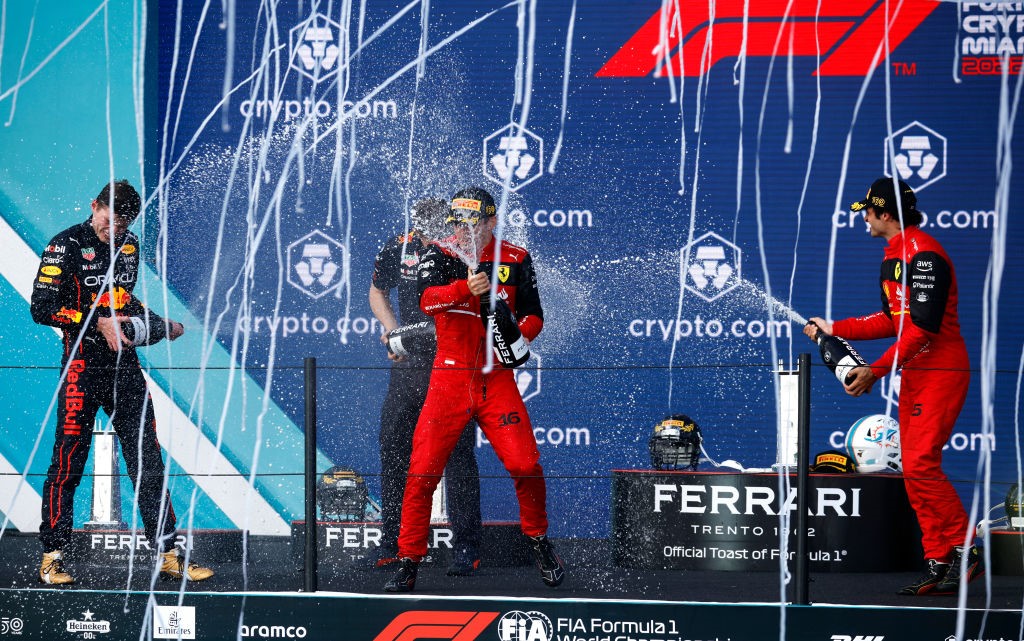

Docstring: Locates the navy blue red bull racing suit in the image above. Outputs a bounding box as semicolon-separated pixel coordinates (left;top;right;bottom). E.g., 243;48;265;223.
30;221;177;553
831;225;971;563
396;237;547;560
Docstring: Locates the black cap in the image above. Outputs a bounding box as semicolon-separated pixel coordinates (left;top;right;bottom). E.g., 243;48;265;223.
809;450;856;473
850;177;917;215
448;187;496;225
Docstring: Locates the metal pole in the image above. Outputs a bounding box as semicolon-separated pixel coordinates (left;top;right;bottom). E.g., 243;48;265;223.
303;357;318;593
795;353;811;604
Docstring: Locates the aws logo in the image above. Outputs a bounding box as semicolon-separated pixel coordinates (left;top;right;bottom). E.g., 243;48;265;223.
597;0;939;78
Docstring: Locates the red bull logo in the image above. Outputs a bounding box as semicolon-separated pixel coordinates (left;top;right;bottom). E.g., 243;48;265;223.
63;360;87;435
597;0;939;78
93;286;131;310
54;307;83;324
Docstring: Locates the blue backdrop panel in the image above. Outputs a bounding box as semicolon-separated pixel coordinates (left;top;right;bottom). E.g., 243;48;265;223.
155;1;1023;538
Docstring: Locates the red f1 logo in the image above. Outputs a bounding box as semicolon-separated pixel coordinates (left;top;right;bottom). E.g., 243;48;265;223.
597;0;939;78
373;611;499;641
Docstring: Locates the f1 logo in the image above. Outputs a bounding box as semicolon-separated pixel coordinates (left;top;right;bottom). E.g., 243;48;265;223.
597;0;939;78
373;611;499;641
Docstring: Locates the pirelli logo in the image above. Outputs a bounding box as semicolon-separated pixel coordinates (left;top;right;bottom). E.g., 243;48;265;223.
373;611;499;641
596;0;939;78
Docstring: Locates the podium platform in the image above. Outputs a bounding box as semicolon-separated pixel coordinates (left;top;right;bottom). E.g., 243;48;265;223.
612;470;922;572
991;528;1024;575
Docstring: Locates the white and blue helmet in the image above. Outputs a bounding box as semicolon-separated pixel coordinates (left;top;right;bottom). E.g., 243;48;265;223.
845;414;902;473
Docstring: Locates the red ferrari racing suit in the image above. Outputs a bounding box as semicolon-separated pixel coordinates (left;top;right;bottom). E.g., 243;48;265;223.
831;225;970;562
396;237;546;561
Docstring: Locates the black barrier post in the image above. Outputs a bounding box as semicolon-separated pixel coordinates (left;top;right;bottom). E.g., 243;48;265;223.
795;353;811;604
303;357;318;593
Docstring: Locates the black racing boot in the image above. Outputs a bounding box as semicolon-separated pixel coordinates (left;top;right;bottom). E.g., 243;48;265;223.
446;544;481;576
528;535;565;587
897;559;949;595
934;546;984;594
383;558;419;592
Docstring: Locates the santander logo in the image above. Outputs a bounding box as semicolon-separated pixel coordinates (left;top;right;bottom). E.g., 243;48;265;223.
596;0;940;78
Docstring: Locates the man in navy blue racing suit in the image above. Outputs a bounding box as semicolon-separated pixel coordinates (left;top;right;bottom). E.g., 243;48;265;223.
30;180;213;585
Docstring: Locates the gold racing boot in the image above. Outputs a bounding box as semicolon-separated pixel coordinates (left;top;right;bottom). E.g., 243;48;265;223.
39;550;75;585
159;549;214;582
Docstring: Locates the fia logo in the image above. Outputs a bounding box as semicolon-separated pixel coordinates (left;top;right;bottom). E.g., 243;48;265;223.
884;121;947;192
289;13;343;83
680;232;742;302
483;124;544;192
287;230;346;299
497;611;553;641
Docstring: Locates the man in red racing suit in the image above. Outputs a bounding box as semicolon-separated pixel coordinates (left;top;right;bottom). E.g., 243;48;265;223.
806;177;979;596
384;187;564;592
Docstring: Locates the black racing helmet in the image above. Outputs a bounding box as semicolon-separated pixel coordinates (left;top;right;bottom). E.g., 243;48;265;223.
649;414;702;470
448;187;496;225
317;466;369;521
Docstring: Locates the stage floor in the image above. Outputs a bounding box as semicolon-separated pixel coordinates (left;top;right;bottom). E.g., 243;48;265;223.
1;534;1020;609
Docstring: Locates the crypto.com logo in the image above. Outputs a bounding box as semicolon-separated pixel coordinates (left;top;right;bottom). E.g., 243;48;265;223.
596;0;939;78
680;232;742;302
287;231;345;299
515;353;541;402
483;124;544;192
372;611;498;641
884;121;947;192
289;12;343;83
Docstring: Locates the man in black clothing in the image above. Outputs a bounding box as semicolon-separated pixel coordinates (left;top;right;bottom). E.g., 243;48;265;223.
30;180;212;585
368;197;482;575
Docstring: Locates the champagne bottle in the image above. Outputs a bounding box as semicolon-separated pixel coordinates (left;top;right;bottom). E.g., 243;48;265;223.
121;314;167;346
479;282;530;368
385;321;436;358
809;323;868;385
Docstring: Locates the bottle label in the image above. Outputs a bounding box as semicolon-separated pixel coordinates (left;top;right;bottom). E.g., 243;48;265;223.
510;336;529;360
487;317;529;367
388;335;410;358
834;356;860;383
